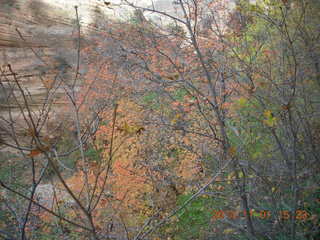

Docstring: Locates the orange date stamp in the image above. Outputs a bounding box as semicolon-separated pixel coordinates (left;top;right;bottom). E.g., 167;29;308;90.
211;209;313;221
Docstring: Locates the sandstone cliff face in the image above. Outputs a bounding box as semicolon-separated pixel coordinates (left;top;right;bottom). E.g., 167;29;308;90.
0;0;95;132
0;0;111;47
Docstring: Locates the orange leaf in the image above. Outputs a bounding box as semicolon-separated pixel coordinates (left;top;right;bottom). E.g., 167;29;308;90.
100;198;107;207
29;149;41;157
43;79;54;89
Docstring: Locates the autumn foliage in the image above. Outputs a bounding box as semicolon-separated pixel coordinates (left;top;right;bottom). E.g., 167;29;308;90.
0;0;320;239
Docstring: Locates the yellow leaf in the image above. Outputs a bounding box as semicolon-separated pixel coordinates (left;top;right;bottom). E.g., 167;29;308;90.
263;110;277;127
223;228;235;234
171;119;177;125
238;97;247;107
263;110;273;118
171;114;182;125
228;146;236;157
227;172;236;184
